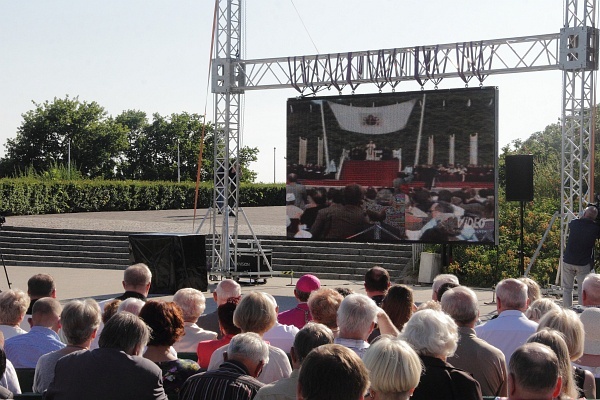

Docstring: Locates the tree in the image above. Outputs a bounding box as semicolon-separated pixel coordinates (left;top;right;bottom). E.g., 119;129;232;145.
121;111;259;183
0;96;128;178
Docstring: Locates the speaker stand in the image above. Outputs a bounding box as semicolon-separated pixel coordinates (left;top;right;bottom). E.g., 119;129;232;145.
519;201;525;276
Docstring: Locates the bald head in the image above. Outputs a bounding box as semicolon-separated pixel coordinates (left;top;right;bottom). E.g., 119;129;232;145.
582;273;600;306
583;206;598;220
31;297;62;332
214;279;242;305
508;343;561;399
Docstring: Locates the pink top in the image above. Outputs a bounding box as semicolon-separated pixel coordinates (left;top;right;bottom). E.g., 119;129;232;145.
277;303;312;330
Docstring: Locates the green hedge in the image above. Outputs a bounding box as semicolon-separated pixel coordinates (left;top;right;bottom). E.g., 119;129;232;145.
0;178;285;215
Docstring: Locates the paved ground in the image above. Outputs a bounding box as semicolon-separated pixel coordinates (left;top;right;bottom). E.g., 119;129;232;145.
2;207;500;320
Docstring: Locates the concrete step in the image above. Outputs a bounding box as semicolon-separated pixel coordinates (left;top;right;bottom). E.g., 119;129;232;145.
0;227;417;281
0;247;129;260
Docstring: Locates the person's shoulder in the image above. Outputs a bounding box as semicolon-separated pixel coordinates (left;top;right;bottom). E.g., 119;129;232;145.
268;345;289;358
472;336;506;361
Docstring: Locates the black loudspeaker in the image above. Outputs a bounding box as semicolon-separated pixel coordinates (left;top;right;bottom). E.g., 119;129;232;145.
505;155;534;201
129;233;207;293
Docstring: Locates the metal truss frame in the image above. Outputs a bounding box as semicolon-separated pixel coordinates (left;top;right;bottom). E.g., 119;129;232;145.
211;0;598;276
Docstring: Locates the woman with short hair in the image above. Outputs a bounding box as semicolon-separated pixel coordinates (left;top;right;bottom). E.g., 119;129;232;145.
400;309;482;400
538;308;596;399
139;301;200;398
362;336;422;400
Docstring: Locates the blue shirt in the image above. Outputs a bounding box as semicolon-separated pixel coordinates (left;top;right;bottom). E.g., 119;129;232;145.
564;217;600;266
5;326;65;368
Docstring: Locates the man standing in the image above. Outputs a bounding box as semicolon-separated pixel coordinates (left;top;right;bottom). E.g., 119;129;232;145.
180;332;268;400
442;286;507;397
475;279;537;362
563;206;600;308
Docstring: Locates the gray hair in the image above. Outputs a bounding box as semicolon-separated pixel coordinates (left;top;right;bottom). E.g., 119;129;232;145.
496;278;528;310
401;309;458;358
233;292;277;334
173;288;206;322
337;294;378;338
61;299;101;346
99;312;151;355
293;322;334;362
123;264;152;287
441;286;478;325
228;332;270;365
117;298;145;316
0;289;30;326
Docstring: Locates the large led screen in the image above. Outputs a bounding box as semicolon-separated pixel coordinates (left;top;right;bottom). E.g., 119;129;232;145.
286;87;498;244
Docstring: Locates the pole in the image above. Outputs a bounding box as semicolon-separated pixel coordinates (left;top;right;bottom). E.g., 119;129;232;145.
274;147;276;183
177;139;181;183
68;140;71;179
520;201;525;275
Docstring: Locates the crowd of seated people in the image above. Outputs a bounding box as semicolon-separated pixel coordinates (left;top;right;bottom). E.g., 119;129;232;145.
7;265;600;400
288;182;494;242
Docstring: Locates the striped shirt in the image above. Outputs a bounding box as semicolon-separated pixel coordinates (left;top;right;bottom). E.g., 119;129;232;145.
179;360;263;400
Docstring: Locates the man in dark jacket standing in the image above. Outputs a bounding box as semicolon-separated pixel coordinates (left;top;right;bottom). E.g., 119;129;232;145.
563;206;600;308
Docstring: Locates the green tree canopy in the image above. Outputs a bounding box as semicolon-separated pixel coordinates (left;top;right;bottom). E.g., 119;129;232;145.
1;96;128;178
0;97;260;182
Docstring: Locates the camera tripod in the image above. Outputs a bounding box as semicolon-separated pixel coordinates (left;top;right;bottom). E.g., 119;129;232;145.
0;220;13;290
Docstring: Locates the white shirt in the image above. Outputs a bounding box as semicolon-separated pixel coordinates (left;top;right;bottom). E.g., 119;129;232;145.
1;359;20;394
208;342;292;384
475;310;537;362
173;322;218;353
263;323;299;355
0;325;27;341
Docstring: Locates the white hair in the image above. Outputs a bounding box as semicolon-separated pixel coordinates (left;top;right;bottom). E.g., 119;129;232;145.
173;288;206;322
117;298;145;316
215;279;241;304
496;278;528;310
401;309;458;358
337;293;378;338
432;274;459;296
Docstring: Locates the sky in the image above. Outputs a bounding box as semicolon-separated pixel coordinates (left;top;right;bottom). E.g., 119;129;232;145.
0;0;571;183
